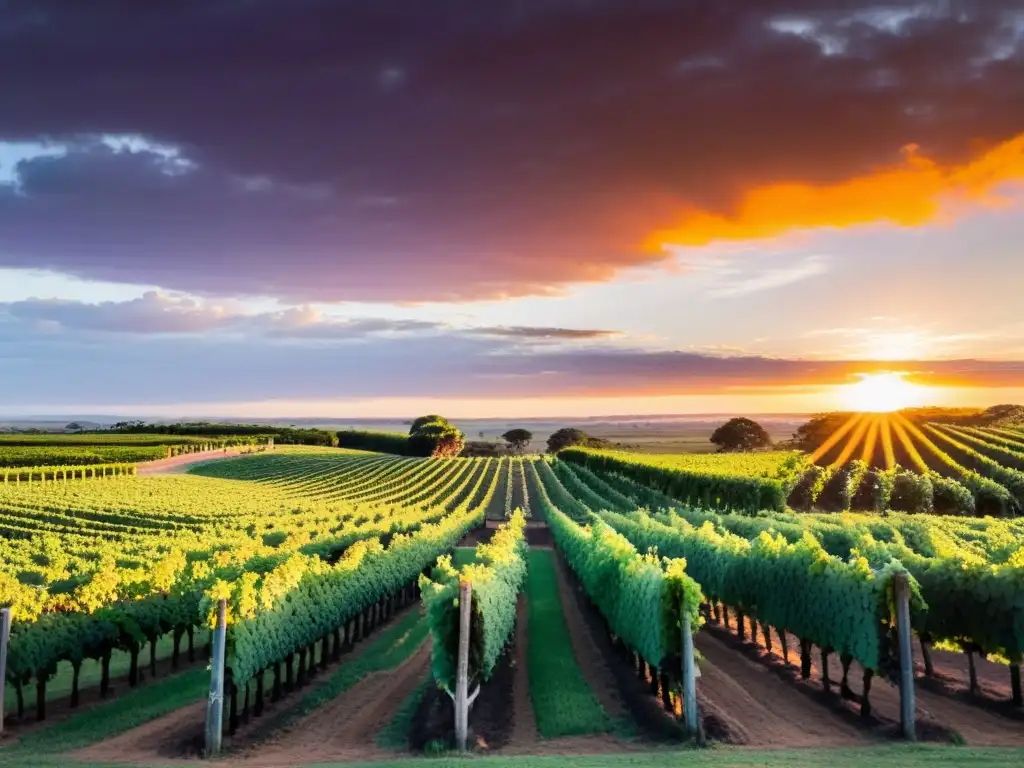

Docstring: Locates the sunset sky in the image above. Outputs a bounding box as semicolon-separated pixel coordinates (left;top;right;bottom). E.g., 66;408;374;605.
1;1;1023;418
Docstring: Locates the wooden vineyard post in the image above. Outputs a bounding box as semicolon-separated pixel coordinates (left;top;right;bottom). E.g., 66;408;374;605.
894;574;916;741
681;610;699;739
0;607;10;736
454;580;472;751
204;599;228;758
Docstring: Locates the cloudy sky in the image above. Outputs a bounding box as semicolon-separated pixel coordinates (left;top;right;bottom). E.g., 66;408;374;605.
2;0;1023;417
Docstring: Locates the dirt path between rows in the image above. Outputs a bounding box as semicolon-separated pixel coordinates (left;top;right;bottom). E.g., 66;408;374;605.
485;459;510;521
137;447;257;475
235;640;432;767
707;619;1024;747
694;632;874;747
508;595;538;748
549;549;628;721
74;699;207;764
926;648;1016;703
75;604;423;766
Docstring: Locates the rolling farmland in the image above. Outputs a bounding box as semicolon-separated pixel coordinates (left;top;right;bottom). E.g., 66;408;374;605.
0;448;1021;768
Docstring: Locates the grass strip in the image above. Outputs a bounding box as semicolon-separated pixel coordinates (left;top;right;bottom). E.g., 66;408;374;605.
0;666;208;759
526;548;612;738
6;738;1024;767
336;746;1020;768
234;605;430;748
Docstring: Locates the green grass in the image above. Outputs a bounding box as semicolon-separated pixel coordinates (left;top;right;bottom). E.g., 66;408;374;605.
525;549;612;738
4;633;183;716
452;546;478;567
376;677;430;750
0;666;208;760
235;605;431;748
8;744;1024;768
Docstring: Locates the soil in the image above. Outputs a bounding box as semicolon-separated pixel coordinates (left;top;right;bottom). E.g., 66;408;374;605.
706;614;1024;747
73;699;207;764
74;603;423;765
694;631;874;747
921;648;1019;707
523;522;552;547
238;641;432;765
508;595;538;748
459;520;551;548
457;526;494;546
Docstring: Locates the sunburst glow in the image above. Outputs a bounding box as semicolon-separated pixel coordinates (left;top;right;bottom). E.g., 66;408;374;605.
837;372;926;413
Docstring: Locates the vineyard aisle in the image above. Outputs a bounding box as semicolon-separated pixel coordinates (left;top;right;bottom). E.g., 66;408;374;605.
701;618;1024;747
693;632;873;747
69;604;430;765
242;641;432;765
508;594;539;748
548;554;629;725
507;464;624;754
485;458;511;520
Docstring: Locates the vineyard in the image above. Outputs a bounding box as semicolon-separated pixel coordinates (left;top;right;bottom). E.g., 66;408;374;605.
795;415;1024;517
0;433;272;479
560;420;1024;519
0;447;1021;768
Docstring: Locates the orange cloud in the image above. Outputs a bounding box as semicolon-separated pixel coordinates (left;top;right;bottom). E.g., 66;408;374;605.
647;133;1024;248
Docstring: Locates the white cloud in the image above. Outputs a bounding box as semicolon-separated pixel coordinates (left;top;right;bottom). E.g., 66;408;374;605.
99;134;197;176
706;254;830;298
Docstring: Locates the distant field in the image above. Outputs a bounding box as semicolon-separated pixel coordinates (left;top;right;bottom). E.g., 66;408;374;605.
0;433;209;446
325;417;803;454
0;444;170;468
0;432;267;469
567;448;805;479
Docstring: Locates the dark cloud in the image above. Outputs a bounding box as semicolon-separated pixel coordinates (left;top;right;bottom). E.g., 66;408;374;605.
1;1;1023;301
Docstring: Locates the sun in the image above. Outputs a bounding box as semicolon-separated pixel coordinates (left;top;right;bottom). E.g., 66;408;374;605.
837;372;926;413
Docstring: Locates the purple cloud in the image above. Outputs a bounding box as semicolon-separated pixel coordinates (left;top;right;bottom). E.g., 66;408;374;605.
0;295;621;344
0;1;1021;302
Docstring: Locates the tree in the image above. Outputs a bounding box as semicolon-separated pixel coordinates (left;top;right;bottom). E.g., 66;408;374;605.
501;429;533;454
409;414;445;435
65;422;85;432
408;415;465;457
710;417;772;452
545;428;610;454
